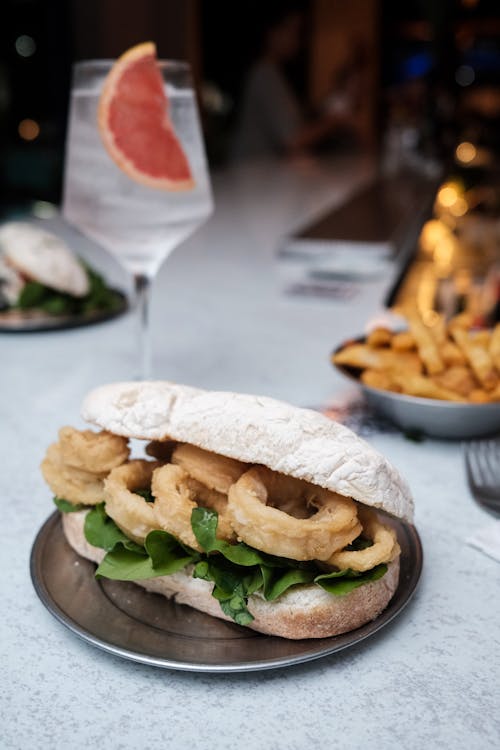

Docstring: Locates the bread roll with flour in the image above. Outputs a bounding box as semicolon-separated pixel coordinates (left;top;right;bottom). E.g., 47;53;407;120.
43;381;414;639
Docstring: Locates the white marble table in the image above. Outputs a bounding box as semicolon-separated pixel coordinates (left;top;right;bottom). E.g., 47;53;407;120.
1;155;499;750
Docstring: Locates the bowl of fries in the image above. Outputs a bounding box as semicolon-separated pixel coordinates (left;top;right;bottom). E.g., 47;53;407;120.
331;310;500;439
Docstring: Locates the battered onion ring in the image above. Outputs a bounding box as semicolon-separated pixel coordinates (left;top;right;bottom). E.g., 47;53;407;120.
41;443;106;506
59;426;129;473
171;443;247;494
328;508;400;572
104;460;159;545
152;464;235;551
227;467;362;561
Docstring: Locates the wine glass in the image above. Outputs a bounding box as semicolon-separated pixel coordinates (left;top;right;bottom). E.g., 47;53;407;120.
62;59;213;377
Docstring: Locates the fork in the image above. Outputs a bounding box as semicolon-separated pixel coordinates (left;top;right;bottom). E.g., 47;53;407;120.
464;439;500;516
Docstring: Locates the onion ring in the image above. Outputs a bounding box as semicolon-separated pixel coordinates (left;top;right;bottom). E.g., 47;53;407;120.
227;467;362;561
104;460;159;545
152;464;235;550
171;443;247;494
41;443;106;506
59;426;129;473
328;508;400;571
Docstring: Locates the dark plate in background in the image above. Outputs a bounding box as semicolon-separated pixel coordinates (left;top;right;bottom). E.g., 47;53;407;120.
0;290;127;333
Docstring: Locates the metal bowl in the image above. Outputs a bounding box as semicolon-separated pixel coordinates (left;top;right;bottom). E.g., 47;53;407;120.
332;339;500;439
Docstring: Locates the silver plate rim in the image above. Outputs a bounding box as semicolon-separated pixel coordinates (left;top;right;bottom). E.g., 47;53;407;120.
30;512;423;673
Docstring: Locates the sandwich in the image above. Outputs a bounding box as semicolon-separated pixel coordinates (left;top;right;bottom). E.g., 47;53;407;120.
0;222;119;316
40;381;414;639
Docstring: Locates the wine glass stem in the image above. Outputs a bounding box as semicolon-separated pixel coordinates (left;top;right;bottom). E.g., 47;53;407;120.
134;272;152;380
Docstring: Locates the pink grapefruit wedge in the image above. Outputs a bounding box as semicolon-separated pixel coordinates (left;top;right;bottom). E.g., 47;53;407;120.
98;42;194;191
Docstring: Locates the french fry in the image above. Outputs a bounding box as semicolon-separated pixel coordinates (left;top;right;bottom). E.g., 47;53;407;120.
334;309;500;404
366;327;392;348
429;313;447;345
361;369;400;392
391;372;467;402
406;310;445;375
391;331;416;351
333;345;422;373
473;330;491;348
448;312;474;331
441;341;467;366
451;328;498;391
433;365;478;397
487;382;500;402
490;323;500;371
469;389;490;403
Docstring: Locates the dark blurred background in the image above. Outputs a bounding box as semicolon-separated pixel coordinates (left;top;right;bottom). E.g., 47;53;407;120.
2;0;500;213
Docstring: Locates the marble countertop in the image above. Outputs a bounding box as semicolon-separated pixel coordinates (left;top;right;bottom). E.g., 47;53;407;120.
1;155;499;749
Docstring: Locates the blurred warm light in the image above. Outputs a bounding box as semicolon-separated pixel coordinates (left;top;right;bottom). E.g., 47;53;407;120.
455;269;471;295
437;184;459;208
449;197;468;217
439;212;457;230
15;35;36;57
462;0;479;7
419;220;450;253
455;65;475;87
18;119;40;141
417;267;437;319
455;141;476;164
433;237;455;274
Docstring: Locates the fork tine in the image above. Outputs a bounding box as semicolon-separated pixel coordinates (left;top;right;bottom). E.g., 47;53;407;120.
490;439;500;476
465;440;500;490
464;448;476;491
464;440;500;514
476;441;499;482
465;442;483;488
484;441;500;483
477;442;493;485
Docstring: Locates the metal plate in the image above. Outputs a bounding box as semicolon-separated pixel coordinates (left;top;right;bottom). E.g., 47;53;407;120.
30;512;422;673
0;290;127;333
332;339;500;439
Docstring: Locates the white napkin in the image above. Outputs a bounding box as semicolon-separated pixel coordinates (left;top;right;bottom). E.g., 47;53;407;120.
466;521;500;563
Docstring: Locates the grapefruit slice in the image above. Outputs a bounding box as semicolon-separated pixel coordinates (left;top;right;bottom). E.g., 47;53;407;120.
97;42;194;191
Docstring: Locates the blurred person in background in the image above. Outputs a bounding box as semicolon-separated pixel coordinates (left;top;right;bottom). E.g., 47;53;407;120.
232;6;367;160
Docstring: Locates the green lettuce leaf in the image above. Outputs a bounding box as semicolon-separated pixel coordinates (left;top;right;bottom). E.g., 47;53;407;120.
84;504;389;625
191;507;266;566
15;265;121;316
145;530;199;571
95;535;198;581
193;557;262;625
84;506;199;581
53;496;87;513
261;566;316;601
18;281;76;314
315;564;388;595
82;266;121;313
95;547;151;580
191;509;318;621
84;504;143;553
191;507;307;569
17;281;47;308
41;295;73;315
